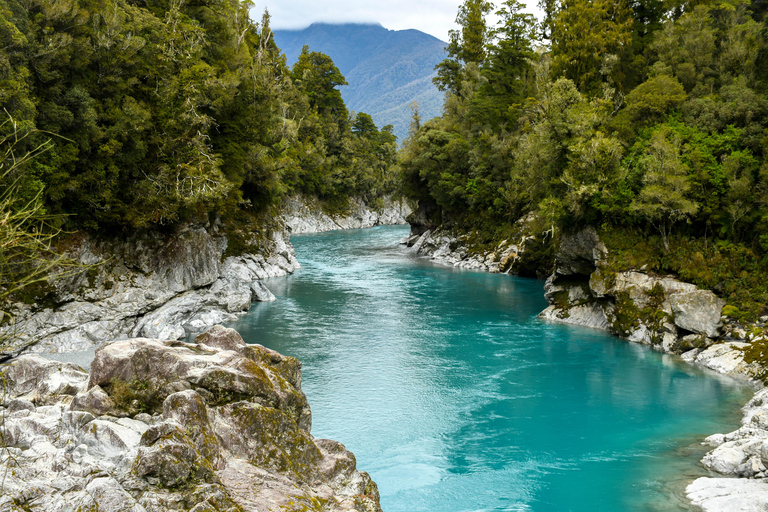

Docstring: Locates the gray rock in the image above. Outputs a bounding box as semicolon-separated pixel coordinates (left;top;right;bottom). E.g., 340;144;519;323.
282;195;413;234
555;227;608;276
688;478;768;512
669;290;725;337
1;355;88;405
87;330;311;431
70;385;116;416
0;327;382;512
538;303;611;331
4;221;294;356
693;342;761;379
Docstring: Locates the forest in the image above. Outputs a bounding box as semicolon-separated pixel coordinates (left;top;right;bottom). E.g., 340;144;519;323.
2;0;768;317
0;0;398;234
400;0;768;317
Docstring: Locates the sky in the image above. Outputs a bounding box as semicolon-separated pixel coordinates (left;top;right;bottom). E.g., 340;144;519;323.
252;0;543;42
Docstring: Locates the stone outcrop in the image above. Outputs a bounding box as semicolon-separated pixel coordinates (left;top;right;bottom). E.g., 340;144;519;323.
2;225;298;359
685;386;768;511
281;195;412;234
404;211;551;276
0;326;381;512
539;228;728;354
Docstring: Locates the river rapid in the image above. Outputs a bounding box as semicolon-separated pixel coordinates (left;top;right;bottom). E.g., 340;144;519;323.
227;225;751;512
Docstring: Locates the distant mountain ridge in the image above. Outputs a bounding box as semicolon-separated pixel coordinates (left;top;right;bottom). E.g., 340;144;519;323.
273;23;447;142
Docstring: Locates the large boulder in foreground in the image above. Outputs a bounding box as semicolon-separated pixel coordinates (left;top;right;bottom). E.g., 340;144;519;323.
0;326;381;512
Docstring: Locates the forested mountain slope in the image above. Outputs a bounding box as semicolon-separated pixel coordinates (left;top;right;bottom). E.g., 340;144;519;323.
274;23;447;141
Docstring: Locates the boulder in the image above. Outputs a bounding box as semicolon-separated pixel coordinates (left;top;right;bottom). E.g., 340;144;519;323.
87;334;311;431
693;342;759;379
1;355;88;405
0;326;382;512
687;478;768;512
669;290;725;337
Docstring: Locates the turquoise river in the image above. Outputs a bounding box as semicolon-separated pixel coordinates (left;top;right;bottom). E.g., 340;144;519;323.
227;225;752;512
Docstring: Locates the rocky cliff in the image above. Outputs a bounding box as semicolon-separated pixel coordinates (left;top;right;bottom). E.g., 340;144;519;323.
0;325;381;512
403;206;551;277
1;223;297;360
2;196;410;361
281;195;412;235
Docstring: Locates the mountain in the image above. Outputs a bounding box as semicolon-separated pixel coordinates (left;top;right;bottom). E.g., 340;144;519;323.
273;23;447;143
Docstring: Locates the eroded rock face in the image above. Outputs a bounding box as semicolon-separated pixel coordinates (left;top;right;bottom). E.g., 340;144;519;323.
2;226;296;359
0;326;381;512
407;213;547;275
554;227;607;277
282;195;413;234
539;227;727;352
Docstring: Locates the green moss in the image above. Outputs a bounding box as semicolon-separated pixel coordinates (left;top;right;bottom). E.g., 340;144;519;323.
599;227;768;322
739;337;768;383
610;291;641;337
106;378;163;415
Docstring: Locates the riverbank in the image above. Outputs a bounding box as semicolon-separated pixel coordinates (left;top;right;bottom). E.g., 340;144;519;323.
0;325;382;512
0;196;411;361
404;212;768;511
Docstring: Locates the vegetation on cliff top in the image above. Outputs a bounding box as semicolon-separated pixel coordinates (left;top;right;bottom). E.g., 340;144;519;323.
400;0;768;317
0;0;398;234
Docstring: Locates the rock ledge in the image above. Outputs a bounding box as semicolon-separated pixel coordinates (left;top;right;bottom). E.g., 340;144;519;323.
0;326;381;512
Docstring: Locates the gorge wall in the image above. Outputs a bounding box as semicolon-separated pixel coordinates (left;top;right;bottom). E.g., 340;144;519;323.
1;196;411;361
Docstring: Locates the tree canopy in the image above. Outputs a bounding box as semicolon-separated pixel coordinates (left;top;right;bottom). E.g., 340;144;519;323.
0;1;398;232
402;0;768;315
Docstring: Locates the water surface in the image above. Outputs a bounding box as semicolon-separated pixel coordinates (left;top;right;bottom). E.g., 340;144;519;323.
228;225;750;512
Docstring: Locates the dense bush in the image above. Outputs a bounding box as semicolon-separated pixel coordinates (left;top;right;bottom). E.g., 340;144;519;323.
0;0;398;232
401;0;768;315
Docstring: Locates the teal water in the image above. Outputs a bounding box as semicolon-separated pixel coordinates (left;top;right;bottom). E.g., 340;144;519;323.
227;225;751;512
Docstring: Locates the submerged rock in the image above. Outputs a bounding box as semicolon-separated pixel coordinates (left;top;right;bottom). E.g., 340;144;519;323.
0;325;381;512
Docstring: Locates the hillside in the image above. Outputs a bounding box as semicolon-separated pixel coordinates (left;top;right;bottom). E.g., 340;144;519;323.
274;23;447;142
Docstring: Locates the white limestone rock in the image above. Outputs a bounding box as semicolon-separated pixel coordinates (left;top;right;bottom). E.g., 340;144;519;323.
281;194;412;234
694;342;756;379
538;303;611;331
0;326;382;512
687;478;768;512
670;290;726;338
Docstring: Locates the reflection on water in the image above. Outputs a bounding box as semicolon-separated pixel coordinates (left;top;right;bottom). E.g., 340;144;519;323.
228;225;751;512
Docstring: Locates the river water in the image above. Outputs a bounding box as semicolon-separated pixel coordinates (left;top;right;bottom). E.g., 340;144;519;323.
227;225;751;512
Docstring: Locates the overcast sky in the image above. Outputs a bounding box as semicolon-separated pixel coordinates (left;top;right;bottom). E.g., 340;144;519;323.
252;0;543;42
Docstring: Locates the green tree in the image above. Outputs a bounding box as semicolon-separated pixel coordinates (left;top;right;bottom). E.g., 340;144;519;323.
291;45;348;123
550;0;633;94
434;0;493;94
471;0;538;128
630;125;699;251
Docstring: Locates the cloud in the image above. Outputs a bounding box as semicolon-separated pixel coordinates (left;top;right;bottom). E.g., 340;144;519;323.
254;0;541;42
